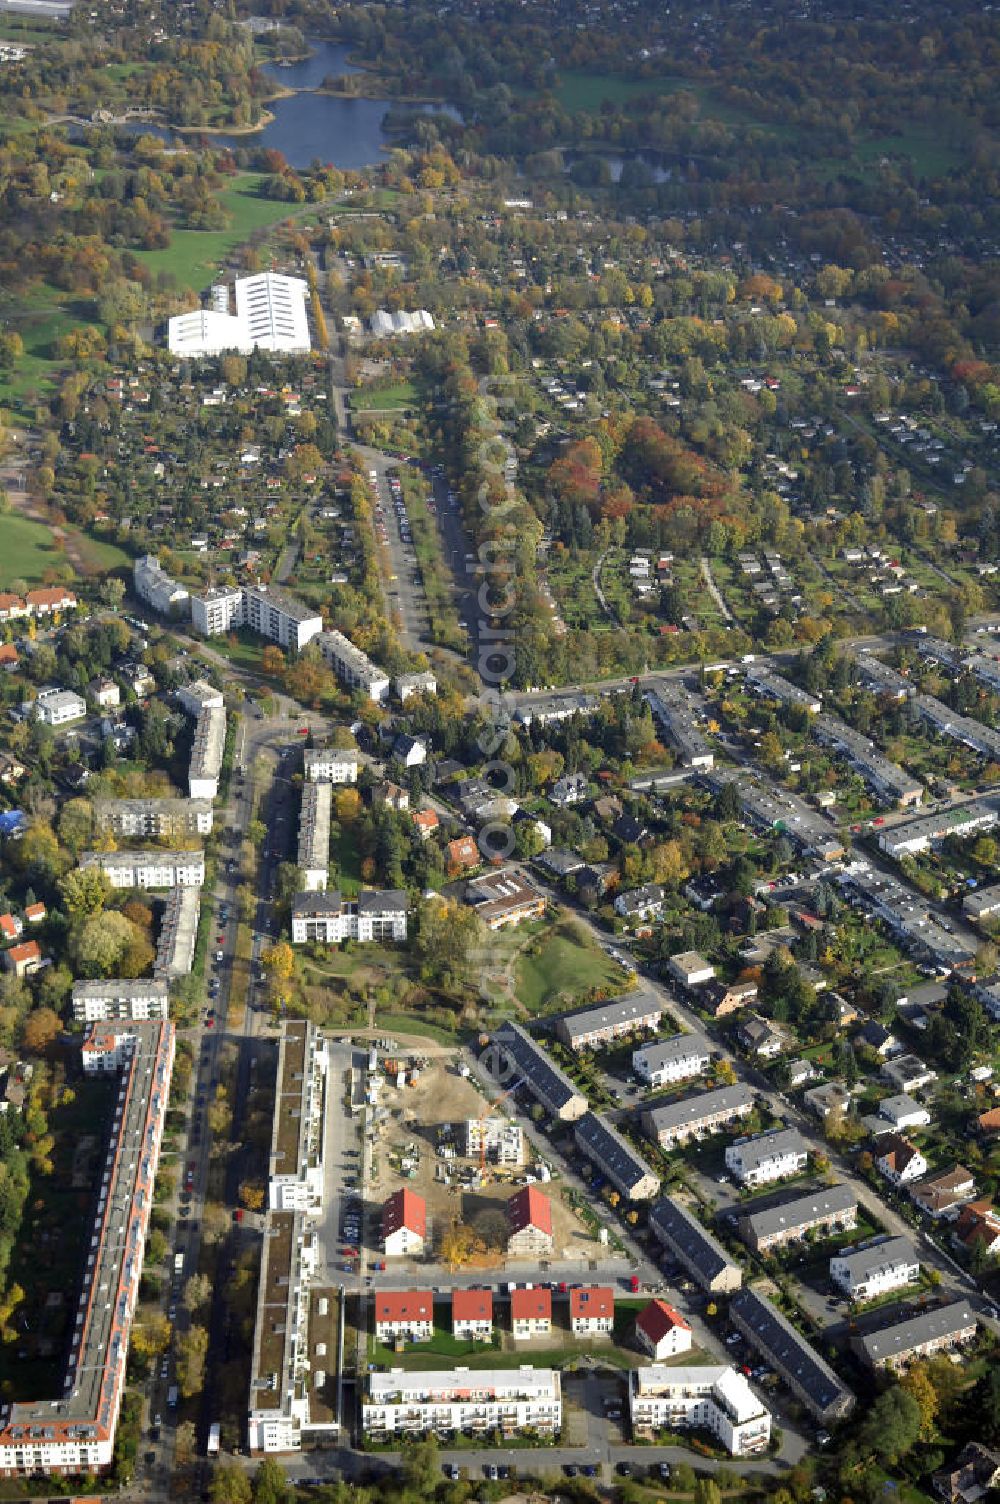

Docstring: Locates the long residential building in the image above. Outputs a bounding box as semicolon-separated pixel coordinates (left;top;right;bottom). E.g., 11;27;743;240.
707;771;844;862
298;782;331;892
192;581;322;653
645;684;714;769
964;882;1000;922
247;1213;339;1454
649;1197;743;1295
153;886;201;979
362;1366;561;1440
813;713;923;807
830;1236;920;1302
303;748;359;784
92;796;214;840
738;1185;857;1254
877;796;1000;860
630;1366;771;1456
855;653;912;700
632;1034;711;1089
268;1021;328;1215
490;1022;588;1122
290;890;408;944
554;991;662;1051
913;696;1000;763
133;553;189;616
80;848;205;889
729;1287;855;1424
839;864;976;972
642;1083;755;1151
725;1128;809;1188
855;1301;977;1371
0;1021;174;1477
175;679;224;717
188;705;226;800
573;1111;660;1200
746;665;821;715
316;629;390;703
71;979;170;1023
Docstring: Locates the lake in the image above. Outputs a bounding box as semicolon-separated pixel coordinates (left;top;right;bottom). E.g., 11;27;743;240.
208;38;459;169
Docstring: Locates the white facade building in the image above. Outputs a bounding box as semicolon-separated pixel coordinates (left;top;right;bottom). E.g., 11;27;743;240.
268;1022;328;1215
176;679;225;716
168;273;310;357
464;1117;524;1165
830;1237;920;1302
291;890;408;944
31;687;86;726
725;1128;809;1188
188;706;226;800
191;582;321;652
303;748;359;784
297;782;331;892
80;849;205;889
133;554;189;616
630;1366;771;1456
93;797;213;840
71;980;170;1023
633;1034;711;1089
191;585;244;639
362;1366;561;1439
316;629;390;702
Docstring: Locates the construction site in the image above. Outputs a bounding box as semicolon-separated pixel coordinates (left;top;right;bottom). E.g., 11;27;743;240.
365;1056;596;1264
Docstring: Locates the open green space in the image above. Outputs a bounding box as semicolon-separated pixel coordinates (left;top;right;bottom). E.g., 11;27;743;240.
331;821;362;896
0;283;95;415
0;511;61;586
516;915;627;1013
133;174;295;290
354;380;418;412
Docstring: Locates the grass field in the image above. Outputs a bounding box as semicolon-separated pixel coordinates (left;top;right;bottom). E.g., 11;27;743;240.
516;916;626;1013
0;512;62;586
133;173;295;290
354;380;418;411
65;526;132;575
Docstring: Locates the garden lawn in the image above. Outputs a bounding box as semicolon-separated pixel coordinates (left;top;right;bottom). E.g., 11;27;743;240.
354;380;418;411
516;917;625;1013
133;174;297;290
0;512;62;586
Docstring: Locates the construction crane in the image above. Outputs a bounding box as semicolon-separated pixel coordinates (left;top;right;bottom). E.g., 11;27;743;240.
476;1077;524;1176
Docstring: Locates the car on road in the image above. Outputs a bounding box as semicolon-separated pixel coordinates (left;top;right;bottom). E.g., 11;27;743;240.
483;1464;498;1479
658;1463;672;1480
443;1465;461;1480
617;1462;632;1477
563;1464;577;1477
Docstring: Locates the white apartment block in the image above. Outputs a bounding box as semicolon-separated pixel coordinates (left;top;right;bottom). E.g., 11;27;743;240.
268;1022;328;1215
188;706;226;800
176;679;225;717
633;1034;711;1089
133;553;189;616
397;671;437;702
298;782;331;892
71;979;170;1023
363;1367;561;1440
291;891;408;944
316;629;391;702
79;849;205;890
191;583;322;652
93;797;214;840
465;1117;524;1165
725;1128;809;1188
191;585;243;638
830;1237;920;1302
0;1021;173;1478
154;886;201;979
630;1366;771;1456
303;748;359;784
31;687;86;726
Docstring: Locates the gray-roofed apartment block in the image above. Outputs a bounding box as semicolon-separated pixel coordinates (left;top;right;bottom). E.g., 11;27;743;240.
491;1022;588;1121
729;1287;855;1423
642;1083;755;1150
554;991;662;1051
649;1198;742;1294
738;1184;858;1254
854;1300;977;1371
645;685;714;769
573;1112;660;1200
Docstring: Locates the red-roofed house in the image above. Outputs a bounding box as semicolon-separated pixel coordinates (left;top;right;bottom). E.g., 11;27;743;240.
2;940;43;977
510;1286;552;1340
506;1185;554;1257
0;913;22;943
24;902;45;924
382;1188;426;1257
635;1299;693;1360
452;1288;493;1340
411;808;439;841
977;1108;1000;1139
570;1286;614;1335
447;835;480;873
0;644;18;671
0;594;27;623
26;587;76;616
374;1291;434;1344
953;1202;1000;1258
876;1134;928;1186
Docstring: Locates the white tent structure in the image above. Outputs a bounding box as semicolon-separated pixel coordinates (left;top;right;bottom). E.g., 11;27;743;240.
168;273;311;358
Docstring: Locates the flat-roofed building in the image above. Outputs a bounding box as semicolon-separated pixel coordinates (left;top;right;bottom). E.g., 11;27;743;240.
554;991;662;1051
964;883;1000;922
465;1117;524;1166
574;1111;660;1200
188;705;226;799
267;1021;328;1215
830;1236;920;1302
176;678;225;717
643;1084;755;1151
738;1185;857;1254
79;848;205;889
855;1301;977;1371
708;772;845;862
363;1365;561;1439
71;979;169;1023
725;1128;809;1188
133;553;189;616
0;1021;174;1477
153;886;201;979
813;714;923;808
298;782;331;892
290;890;408;944
746;665;822;715
649;1198;743;1295
317;629;390;703
729;1286;855;1423
630;1365;771;1456
93;796;213;839
491;1022;588;1122
242;583;322;653
170;273;310;358
31;687;86;726
464;869;546;930
645;685;714;769
879;798;1000;860
633;1034;711;1088
191;585;243;639
666;950;715;988
303;748;359;784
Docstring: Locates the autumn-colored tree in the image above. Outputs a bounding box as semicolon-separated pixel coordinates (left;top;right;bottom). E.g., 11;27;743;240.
334;788;361;824
262;645;286;678
20;1007;61;1056
239;1181;265;1212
